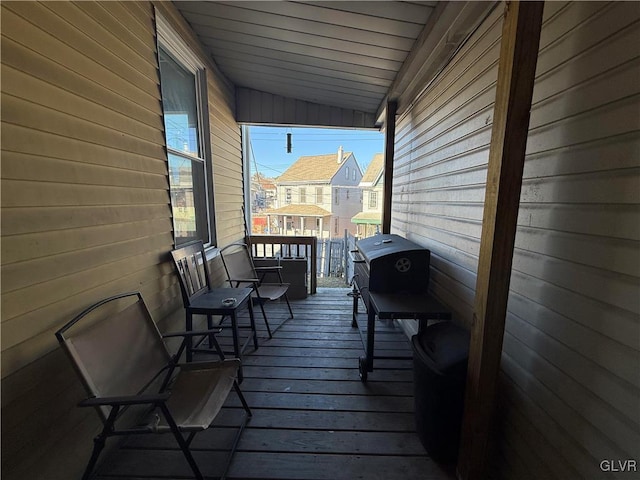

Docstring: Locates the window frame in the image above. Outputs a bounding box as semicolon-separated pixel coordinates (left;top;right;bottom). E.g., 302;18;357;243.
156;14;215;247
369;191;378;209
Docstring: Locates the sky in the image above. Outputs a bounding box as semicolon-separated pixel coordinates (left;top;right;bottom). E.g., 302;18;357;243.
247;125;385;178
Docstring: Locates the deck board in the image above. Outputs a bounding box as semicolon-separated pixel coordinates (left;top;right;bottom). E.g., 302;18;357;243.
94;288;456;480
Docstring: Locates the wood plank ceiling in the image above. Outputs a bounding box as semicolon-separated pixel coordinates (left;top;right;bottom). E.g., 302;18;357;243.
173;1;437;117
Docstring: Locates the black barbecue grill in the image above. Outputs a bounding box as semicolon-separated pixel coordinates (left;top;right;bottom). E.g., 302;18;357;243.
350;234;451;381
352;234;431;309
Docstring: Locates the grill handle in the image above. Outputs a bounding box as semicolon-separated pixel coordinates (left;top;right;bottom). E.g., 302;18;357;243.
350;250;366;264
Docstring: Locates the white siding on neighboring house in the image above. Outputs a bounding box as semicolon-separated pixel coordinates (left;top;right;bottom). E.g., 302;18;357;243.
273;150;363;237
353;153;384;237
393;2;639;479
332;154;363;236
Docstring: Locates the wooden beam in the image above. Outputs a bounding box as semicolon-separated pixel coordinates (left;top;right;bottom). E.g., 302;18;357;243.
457;2;544;479
381;100;397;234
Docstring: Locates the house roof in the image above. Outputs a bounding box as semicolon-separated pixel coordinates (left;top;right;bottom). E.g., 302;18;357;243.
259;177;276;190
265;205;332;217
360;153;384;186
252;173;276;190
351;211;382;224
277;152;354;183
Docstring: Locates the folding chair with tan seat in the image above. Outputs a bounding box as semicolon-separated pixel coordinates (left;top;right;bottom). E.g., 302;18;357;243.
220;242;294;338
55;292;251;480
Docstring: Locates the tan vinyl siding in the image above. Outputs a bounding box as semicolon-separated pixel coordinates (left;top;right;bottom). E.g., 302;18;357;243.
0;0;169;375
0;3;167;477
209;89;245;247
394;2;639;478
1;2;243;479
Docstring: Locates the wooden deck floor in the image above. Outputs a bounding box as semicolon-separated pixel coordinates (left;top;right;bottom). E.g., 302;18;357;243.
94;288;456;480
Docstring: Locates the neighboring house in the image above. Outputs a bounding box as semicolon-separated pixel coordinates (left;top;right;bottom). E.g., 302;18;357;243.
352;153;384;238
251;173;277;212
268;147;363;238
251;173;278;233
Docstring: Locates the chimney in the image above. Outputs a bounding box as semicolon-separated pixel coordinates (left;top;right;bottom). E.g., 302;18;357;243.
337;145;344;164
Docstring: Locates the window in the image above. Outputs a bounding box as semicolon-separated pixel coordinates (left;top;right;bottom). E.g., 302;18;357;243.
352;170;356;181
334;218;339;235
369;191;378;209
285;188;292;204
300;187;307;203
158;17;212;246
316;187;323;204
334;188;339;205
345;167;349;179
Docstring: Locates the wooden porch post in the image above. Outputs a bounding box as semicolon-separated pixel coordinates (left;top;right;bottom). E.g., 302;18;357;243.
381;100;397;234
457;2;544;479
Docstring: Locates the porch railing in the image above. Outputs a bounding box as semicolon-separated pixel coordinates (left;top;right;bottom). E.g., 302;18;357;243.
246;235;317;294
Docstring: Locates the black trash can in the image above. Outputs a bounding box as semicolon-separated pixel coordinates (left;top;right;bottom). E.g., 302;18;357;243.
411;321;470;463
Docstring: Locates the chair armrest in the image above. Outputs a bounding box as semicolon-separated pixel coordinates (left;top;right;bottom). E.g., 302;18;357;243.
255;266;283;272
163;328;222;338
79;392;171;407
228;278;259;283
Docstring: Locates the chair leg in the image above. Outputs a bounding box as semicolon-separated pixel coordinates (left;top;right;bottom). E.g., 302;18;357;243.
186;311;193;363
276;271;294;320
206;314;215;349
82;434;107;480
82;405;119;480
207;314;226;360
248;301;259;350
234;381;252;417
219;382;252;480
284;293;294;319
159;403;204;480
230;312;243;384
257;299;273;339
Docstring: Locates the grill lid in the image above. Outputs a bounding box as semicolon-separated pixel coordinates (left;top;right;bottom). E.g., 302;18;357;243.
356;234;426;264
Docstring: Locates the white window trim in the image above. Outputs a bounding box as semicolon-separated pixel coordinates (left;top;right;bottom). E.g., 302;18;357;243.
156;14;202;73
370;191;378;209
156;12;214;247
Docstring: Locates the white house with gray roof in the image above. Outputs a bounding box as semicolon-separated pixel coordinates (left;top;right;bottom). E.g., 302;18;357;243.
267;147;363;238
352;153;384;238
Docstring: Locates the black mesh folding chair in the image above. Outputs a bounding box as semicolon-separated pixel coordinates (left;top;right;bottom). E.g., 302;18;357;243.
220;242;294;338
55;292;251;480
